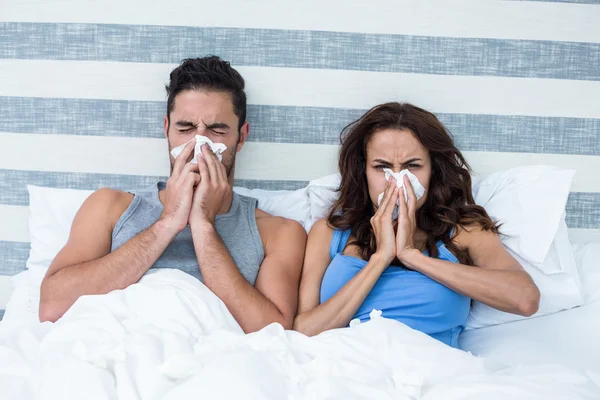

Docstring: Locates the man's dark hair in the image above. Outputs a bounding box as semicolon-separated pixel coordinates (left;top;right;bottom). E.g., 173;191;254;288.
165;56;247;131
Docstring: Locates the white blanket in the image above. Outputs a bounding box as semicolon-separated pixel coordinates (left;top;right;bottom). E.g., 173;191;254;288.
0;269;598;400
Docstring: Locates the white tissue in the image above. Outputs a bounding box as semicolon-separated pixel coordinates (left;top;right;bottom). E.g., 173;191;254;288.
349;318;362;328
376;169;426;219
170;135;227;163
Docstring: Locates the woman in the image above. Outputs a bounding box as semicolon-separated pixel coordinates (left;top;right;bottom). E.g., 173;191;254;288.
293;103;540;348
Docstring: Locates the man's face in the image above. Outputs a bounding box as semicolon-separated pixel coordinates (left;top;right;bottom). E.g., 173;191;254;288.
164;90;248;178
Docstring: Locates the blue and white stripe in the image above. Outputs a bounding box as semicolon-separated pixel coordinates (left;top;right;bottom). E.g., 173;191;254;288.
1;0;599;316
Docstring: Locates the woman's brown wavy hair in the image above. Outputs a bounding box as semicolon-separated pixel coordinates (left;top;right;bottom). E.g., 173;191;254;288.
327;102;499;266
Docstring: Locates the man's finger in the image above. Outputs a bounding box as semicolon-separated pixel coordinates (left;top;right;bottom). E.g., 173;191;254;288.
172;139;196;178
184;171;201;188
197;155;210;185
179;161;199;182
200;144;220;181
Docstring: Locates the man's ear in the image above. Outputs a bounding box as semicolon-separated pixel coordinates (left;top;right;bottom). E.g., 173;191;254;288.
163;115;169;139
237;121;249;152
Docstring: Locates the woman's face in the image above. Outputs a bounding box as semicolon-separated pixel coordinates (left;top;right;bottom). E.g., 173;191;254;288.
365;128;432;211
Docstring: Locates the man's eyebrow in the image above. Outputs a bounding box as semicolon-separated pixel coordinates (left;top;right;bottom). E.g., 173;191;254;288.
175;121;196;128
204;122;230;130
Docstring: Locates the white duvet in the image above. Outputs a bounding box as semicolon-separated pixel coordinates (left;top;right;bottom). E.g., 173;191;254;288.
0;269;598;400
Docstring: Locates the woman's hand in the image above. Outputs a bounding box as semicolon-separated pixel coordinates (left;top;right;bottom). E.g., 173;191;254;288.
370;179;399;265
396;175;417;262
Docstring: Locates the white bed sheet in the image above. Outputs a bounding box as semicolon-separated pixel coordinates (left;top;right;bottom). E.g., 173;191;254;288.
460;242;600;374
3;269;599;400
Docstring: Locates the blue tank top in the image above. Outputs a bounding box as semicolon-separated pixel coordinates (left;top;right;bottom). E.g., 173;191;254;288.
320;229;470;348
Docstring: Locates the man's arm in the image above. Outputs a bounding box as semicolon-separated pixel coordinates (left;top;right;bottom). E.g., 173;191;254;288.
39;189;178;322
40;139;201;322
188;144;306;332
190;215;306;332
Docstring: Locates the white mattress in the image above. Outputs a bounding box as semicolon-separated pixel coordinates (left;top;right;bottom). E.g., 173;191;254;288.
460;242;600;374
459;301;600;374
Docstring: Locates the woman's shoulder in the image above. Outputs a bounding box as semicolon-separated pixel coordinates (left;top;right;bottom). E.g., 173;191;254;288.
452;222;499;248
309;218;336;240
303;219;338;268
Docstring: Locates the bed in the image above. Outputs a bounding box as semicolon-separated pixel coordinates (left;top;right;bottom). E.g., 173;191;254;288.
460;243;600;374
1;0;600;398
461;301;600;374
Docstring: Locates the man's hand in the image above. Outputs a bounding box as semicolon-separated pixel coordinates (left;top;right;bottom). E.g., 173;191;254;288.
159;139;200;234
189;144;232;226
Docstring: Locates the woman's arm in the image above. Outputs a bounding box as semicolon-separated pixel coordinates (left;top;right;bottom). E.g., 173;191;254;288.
400;226;540;316
293;219;391;336
396;174;540;316
294;183;399;336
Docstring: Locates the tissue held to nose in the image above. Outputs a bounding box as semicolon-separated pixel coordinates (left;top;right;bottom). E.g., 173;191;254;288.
376;168;426;219
170;135;227;163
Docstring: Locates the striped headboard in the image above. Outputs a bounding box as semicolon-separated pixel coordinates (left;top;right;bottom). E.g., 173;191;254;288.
1;0;599;319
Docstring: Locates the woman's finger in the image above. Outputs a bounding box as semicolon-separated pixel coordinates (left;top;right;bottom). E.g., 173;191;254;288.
382;187;399;219
403;175;417;216
376;178;396;216
398;184;409;219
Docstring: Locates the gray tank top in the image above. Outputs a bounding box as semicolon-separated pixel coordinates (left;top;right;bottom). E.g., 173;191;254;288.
111;182;264;285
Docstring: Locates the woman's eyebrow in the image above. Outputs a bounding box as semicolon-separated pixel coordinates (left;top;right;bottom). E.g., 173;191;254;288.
373;159;393;165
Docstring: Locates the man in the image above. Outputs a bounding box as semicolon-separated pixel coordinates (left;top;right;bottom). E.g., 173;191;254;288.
39;56;307;332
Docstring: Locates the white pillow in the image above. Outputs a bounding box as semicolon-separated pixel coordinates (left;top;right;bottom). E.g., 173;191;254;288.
572;242;600;305
3;184;312;323
26;184;311;272
466;216;584;329
232;186;311;231
306;173;341;232
472;165;575;268
306;166;584;329
27;186;94;270
307;166;573;266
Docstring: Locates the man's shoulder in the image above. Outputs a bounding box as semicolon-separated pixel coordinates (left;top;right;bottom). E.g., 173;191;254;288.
83;188;135;227
255;209;307;244
88;187;133;207
255;210;307;258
